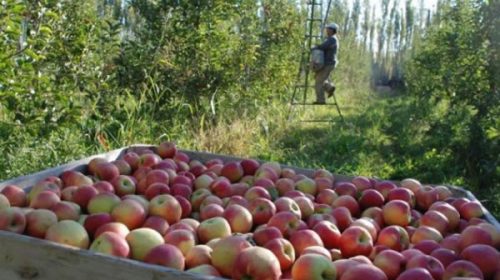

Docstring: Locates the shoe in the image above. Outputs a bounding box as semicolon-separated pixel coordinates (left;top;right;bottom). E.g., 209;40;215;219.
312;101;326;105
327;85;336;98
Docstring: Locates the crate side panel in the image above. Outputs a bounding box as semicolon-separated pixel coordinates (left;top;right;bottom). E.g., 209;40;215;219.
0;231;221;280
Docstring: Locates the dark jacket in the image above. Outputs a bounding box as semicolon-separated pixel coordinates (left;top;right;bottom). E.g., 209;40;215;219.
315;35;338;66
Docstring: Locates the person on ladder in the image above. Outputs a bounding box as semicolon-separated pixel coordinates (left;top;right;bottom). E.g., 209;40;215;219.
312;23;338;104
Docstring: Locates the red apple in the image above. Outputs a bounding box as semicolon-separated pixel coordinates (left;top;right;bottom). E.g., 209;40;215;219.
45;220;89;249
313;220;341;249
223;204;253;233
460;244;499;278
196;217;232;244
264;237;296;271
415;186;439;211
190;188;212;211
111;199;146;230
87;192;121;214
141;216;169;235
83;213;113;238
406;254;444;280
94;222;130;239
149;194;182;225
170;183;192;199
211;235;253;277
29;190;61;209
430;248;460;268
387;188;415;207
185;245;213;268
315;177;334;192
157;141;177;158
295;177;317;196
210;177;233;198
352;176;373;192
274;196;302;219
61;186;78;201
95;162;120;181
332;195;360;217
90;231;130;258
143;182;170;200
233;246;282;280
125;227;164;261
412;239;441;255
334;182;357;197
93;181;115;194
50;201;81;221
72;185;98;210
342;264;387;280
276;178;296;196
289;229;324;256
60;170;93;188
350;217;380;241
267;211;301;238
244;186;272;201
164;228;197;256
252;225;283;246
0;185;27;207
362;206;385;228
374;249;406;280
441;233;462;253
396;267;433;280
429;202;461;231
144;243;185;270
443;260;484;280
200;203;224;221
331;206;354;231
419;209;449;235
122;152;140;170
374;181;398;199
291;253;336;280
25;209;58;238
248;197;276;225
315;189;338;205
359;189;385;209
112;159;132;175
383;200;411;227
220;161;244;183
339;226;374;257
410;226;443;244
240;159;260;176
459;225;493;251
458;201;485;221
138;153;161;168
434;185;453;200
376;225;410;252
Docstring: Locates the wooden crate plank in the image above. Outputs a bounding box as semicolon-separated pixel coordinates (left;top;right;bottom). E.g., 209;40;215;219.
0;231;221;280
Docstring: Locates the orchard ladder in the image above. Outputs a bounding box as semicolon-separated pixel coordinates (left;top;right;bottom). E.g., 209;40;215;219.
288;0;344;123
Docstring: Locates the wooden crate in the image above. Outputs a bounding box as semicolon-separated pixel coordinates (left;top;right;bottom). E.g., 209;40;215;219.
0;144;498;279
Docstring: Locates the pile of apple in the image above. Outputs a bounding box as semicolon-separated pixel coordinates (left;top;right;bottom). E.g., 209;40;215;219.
0;142;499;280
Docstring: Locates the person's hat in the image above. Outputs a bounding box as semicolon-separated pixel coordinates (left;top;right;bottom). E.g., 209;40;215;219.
325;23;338;31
